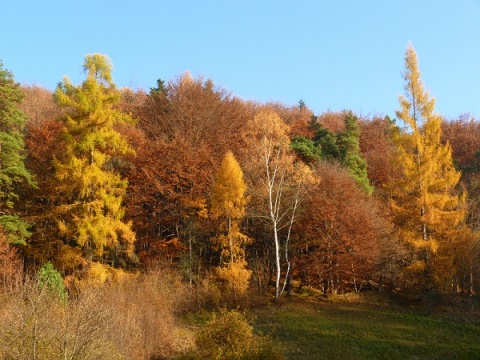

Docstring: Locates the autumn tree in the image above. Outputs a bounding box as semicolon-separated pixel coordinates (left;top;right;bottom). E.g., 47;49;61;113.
0;230;23;291
210;151;252;297
125;72;251;268
0;61;36;245
442;116;480;231
53;54;136;268
441;116;480;294
23;116;79;272
359;116;397;189
243;109;312;301
20;85;61;125
265;101;314;138
293;162;390;293
388;45;466;290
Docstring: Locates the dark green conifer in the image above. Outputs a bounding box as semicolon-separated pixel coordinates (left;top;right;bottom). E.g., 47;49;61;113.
0;61;36;244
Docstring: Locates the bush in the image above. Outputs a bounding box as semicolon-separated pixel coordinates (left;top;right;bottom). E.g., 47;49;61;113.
37;262;66;300
0;266;193;359
183;309;285;360
0;278;121;359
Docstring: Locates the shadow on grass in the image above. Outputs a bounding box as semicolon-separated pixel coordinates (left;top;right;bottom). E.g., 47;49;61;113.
253;297;480;360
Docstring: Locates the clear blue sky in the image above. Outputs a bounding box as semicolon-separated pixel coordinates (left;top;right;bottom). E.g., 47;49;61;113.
2;1;479;119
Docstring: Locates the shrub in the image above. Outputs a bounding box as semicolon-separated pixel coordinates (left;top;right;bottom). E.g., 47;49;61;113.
37;262;66;300
186;309;285;360
0;266;192;359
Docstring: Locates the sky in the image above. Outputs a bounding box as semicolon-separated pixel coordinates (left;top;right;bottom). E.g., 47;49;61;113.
1;1;479;119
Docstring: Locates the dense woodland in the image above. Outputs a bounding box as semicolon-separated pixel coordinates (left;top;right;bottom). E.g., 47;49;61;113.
0;45;479;358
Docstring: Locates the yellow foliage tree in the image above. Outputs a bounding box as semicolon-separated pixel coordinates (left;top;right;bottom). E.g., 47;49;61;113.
210;151;252;296
243;109;314;300
54;54;136;268
389;45;466;289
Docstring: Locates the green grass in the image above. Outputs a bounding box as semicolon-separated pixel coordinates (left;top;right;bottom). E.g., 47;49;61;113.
252;294;480;360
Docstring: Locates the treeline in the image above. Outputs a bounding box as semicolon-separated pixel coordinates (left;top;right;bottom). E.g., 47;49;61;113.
1;45;480;302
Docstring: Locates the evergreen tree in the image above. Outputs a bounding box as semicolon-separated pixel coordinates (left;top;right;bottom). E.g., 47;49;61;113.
0;61;35;244
290;136;322;165
388;45;465;289
291;112;372;193
37;262;66;300
337;112;373;194
54;54;136;265
309;115;341;161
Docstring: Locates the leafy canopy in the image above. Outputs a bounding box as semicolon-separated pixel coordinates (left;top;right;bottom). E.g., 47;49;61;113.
54;54;136;264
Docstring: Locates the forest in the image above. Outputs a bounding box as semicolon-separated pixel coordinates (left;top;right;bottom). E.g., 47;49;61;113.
0;45;479;359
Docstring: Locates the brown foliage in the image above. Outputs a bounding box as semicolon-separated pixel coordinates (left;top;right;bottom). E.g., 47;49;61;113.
293;162;392;293
0;232;23;292
0;268;192;359
125;73;252;264
22;116;89;274
442;116;480;170
359;116;397;188
20;85;61;125
442;117;480;250
23;117;84;272
265;101;314;138
318;111;346;133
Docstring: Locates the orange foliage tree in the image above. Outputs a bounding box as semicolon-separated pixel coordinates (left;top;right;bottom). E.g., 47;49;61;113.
124;73;252;270
293;162;391;293
388;45;466;291
359;116;397;190
210;151;252;297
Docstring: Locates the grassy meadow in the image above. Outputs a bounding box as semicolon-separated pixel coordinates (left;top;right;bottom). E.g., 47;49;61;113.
252;293;480;360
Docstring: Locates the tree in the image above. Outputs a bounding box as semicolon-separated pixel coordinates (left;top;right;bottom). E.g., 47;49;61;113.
293;162;390;293
37;262;66;301
53;54;136;267
308;115;341;161
243;109;312;301
337;112;373;194
291;111;372;193
0;61;36;245
20;85;60;125
24;116;84;273
125;72;251;269
442;117;480;231
441;117;480;294
210;151;252;297
0;230;23;291
388;45;465;290
359;115;397;189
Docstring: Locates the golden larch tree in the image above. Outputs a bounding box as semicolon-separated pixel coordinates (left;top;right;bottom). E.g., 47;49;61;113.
389;44;466;289
54;54;136;268
210;151;252;296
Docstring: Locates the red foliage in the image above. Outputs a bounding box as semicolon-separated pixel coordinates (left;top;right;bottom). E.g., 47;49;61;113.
442;116;480;170
359;117;397;188
20;85;62;124
293;162;390;293
318;111;345;133
0;232;23;291
264;102;315;138
124;75;252;263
